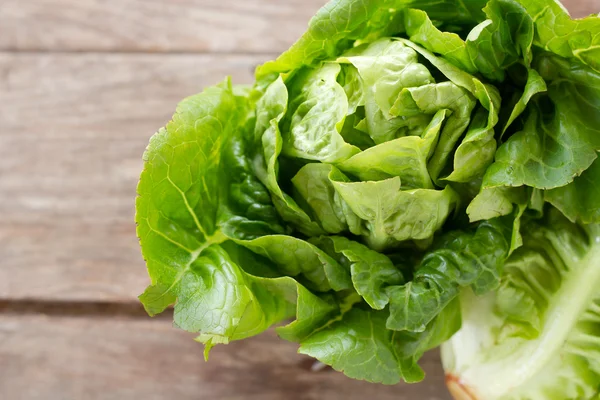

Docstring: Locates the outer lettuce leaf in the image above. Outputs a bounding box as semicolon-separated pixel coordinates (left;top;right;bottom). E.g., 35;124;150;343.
256;0;488;81
136;80;339;354
442;211;600;400
137;79;249;317
520;0;600;73
386;219;511;332
393;297;463;381
300;297;462;385
300;308;414;385
312;236;404;310
484;50;600;191
545;148;600;224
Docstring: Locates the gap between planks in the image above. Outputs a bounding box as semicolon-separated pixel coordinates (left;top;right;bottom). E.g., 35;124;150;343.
0;298;164;319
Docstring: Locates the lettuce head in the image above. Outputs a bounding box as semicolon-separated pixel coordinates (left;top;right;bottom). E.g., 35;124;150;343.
135;0;600;397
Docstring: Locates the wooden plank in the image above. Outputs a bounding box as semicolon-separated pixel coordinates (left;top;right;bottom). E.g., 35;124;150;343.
566;0;599;18
0;315;451;400
0;53;267;301
0;0;594;54
0;0;326;53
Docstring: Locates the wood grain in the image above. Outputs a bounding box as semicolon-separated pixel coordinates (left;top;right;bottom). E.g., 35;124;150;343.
0;0;326;53
1;1;598;303
0;315;451;400
0;0;595;54
0;53;267;301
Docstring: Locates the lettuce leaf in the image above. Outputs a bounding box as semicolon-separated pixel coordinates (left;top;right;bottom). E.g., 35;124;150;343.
442;211;600;400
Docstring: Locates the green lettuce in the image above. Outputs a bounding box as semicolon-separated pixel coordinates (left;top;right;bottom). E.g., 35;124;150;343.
136;0;600;397
442;211;600;400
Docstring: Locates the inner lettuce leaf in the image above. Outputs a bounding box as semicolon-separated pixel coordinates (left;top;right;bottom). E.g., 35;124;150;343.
136;0;600;394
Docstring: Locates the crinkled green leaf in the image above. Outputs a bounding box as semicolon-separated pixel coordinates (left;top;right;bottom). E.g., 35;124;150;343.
283;64;360;163
465;0;534;80
313;236;404;310
393;81;477;181
251;76;323;236
339;39;435;119
338;39;435;144
386;219;510;331
291;163;362;235
394;297;462;380
442;211;600;400
233;235;352;292
299;308;412;385
331;175;459;251
398;40;502;181
545;157;600;224
337;109;447;188
520;0;600;73
405;0;534;81
484;54;600;190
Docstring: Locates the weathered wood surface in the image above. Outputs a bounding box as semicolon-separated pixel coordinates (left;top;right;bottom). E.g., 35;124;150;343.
566;0;600;17
0;0;326;53
0;0;595;54
0;53;267;301
0;315;451;400
1;0;596;303
0;1;597;399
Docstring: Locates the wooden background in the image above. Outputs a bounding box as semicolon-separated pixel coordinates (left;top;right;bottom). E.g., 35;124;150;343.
0;1;596;399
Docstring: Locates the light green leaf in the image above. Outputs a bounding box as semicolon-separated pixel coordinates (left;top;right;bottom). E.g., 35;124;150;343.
338;39;435;144
467;186;529;222
337;109;448;188
252;76;323;236
545;157;600;224
331;175;459;251
233;234;352;292
291;163;362;235
283;63;360;163
404;8;477;73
